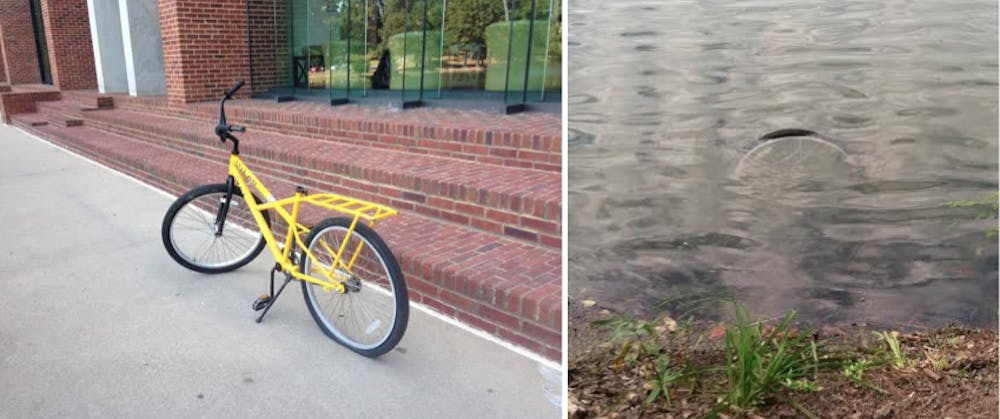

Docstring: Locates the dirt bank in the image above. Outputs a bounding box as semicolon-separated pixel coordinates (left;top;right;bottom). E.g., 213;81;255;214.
569;299;998;418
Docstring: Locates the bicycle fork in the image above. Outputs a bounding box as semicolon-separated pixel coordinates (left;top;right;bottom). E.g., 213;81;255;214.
213;176;236;237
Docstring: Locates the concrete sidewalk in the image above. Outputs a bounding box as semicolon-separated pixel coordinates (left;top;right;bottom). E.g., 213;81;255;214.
0;124;562;418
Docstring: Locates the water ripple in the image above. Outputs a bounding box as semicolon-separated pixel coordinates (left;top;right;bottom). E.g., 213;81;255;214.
570;0;998;329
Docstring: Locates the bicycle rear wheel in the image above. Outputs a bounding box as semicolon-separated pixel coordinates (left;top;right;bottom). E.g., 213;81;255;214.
300;217;408;357
162;183;270;274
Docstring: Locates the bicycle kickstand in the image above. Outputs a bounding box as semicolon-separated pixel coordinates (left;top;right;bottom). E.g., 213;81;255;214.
253;263;293;323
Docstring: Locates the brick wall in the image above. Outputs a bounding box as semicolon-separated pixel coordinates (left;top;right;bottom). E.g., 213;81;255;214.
0;0;42;85
39;0;97;90
159;0;252;106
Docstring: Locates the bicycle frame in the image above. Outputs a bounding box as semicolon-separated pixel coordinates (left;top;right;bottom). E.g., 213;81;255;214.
225;153;397;294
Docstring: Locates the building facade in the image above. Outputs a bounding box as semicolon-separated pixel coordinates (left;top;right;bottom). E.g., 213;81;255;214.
0;0;561;112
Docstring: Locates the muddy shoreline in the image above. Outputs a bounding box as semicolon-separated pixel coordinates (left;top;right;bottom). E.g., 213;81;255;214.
568;298;999;418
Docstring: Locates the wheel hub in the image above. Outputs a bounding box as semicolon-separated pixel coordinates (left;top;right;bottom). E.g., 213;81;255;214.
344;276;362;293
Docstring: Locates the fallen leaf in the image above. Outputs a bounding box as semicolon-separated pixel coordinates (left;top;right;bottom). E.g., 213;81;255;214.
662;316;678;333
818;325;847;338
708;323;727;340
581;299;596;308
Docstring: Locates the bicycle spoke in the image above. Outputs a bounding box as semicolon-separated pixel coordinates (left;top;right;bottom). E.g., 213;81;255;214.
167;189;266;270
303;221;402;352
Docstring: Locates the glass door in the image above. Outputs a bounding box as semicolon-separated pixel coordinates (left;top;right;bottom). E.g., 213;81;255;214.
502;0;548;111
247;0;294;100
321;0;350;104
289;0;338;102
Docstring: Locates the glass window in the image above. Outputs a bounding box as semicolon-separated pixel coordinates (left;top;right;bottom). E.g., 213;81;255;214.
248;0;560;108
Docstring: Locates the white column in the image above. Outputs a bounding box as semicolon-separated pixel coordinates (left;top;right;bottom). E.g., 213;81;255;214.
119;0;166;96
87;0;128;93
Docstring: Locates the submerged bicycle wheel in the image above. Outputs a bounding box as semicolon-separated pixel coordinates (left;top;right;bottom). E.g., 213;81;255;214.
162;183;270;274
300;217;408;357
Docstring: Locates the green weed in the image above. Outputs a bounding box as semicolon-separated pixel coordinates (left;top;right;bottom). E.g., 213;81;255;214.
947;191;999;238
873;331;907;369
723;307;815;409
645;355;683;405
782;378;822;392
591;316;662;366
842;358;872;382
842;358;888;395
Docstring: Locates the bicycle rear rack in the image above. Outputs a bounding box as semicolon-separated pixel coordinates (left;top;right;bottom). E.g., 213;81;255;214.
257;192;397;226
299;193;397;221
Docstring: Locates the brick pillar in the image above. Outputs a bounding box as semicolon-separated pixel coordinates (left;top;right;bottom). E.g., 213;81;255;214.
0;0;42;85
0;26;10;84
159;0;250;106
0;27;7;84
40;0;98;90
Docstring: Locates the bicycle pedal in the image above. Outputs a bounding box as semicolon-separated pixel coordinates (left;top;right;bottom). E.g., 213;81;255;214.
252;294;271;311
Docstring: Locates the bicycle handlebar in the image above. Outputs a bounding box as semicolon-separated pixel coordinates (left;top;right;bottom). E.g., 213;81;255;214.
225;80;245;99
217;80;247;150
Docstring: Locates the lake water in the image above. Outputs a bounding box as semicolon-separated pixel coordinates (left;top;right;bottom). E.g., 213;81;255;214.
568;0;998;328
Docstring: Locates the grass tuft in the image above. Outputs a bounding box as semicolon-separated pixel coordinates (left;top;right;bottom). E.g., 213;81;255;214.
874;330;907;369
723;306;816;409
591;316;662;366
644;355;683;405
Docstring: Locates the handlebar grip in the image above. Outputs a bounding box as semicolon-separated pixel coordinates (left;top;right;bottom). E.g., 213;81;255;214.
225;80;245;98
229;125;246;133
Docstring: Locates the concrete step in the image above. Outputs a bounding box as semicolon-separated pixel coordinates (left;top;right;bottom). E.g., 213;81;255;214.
11;120;561;360
81;107;561;248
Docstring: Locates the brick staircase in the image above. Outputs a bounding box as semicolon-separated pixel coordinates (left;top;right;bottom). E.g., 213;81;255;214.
5;90;562;360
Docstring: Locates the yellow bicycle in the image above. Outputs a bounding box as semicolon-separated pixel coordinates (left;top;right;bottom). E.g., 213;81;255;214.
161;81;408;357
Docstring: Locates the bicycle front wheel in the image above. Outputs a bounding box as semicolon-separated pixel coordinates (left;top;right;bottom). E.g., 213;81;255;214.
162;183;270;274
300;218;409;357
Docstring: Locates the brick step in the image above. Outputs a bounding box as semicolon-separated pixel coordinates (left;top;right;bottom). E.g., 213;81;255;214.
59;90;114;109
109;95;166;113
110;94;561;172
81;107;561;248
35;100;87;127
10;118;561;360
0;90;61;123
47;90;114;112
14;114;48;126
40;92;113;114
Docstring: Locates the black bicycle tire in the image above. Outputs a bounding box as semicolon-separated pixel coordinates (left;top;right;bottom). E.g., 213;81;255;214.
162;183;270;274
300;217;409;357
